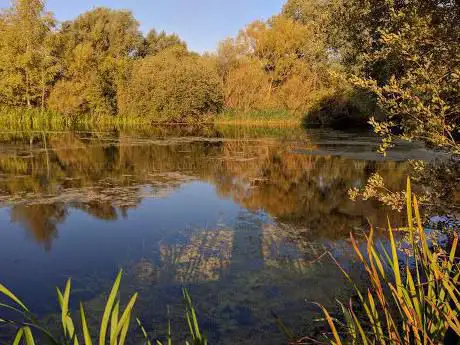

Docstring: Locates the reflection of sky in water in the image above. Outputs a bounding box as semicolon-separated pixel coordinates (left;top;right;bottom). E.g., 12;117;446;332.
0;128;430;344
0;181;360;344
0;182;241;310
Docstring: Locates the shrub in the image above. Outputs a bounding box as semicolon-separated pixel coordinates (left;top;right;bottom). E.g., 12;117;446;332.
224;59;272;112
304;87;376;129
48;76;116;117
47;79;91;116
118;47;224;122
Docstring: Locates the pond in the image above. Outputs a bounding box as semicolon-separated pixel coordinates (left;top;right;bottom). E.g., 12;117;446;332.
0;125;434;344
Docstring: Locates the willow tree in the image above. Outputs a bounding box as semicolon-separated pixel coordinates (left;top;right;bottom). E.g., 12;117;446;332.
48;7;144;116
331;0;460;152
144;29;187;56
0;0;57;109
118;46;224;122
284;0;459;148
219;15;335;113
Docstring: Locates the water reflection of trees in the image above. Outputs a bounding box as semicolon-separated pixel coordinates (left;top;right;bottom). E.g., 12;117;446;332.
208;141;408;238
10;204;67;251
0;129;411;247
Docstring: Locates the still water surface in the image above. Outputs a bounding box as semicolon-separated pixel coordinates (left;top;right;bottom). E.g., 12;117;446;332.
0;126;433;344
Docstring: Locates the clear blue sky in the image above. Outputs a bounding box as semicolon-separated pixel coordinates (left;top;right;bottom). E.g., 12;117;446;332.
0;0;285;52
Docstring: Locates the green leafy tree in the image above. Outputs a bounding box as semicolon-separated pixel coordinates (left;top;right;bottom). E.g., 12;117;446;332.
341;0;460;152
285;0;459;149
0;0;57;109
320;0;460;221
48;7;144;116
282;0;340;51
118;46;224;122
144;29;187;56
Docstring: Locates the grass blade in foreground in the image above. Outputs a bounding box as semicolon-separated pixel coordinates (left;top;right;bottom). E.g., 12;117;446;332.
1;271;206;345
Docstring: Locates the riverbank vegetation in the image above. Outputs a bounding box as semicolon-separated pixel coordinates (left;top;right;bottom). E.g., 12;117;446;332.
0;0;459;344
0;0;458;143
315;181;460;344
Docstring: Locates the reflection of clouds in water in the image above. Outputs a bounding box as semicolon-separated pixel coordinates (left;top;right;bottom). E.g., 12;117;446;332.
161;230;233;282
133;230;234;284
262;223;317;272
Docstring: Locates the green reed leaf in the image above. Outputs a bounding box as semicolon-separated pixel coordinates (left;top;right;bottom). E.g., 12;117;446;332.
80;303;93;345
0;283;29;312
99;270;123;345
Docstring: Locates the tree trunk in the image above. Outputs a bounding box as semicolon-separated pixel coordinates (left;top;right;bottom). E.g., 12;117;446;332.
26;71;31;108
41;69;45;113
267;77;273;100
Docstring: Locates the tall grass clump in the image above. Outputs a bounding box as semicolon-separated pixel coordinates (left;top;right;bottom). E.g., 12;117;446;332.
320;178;460;344
0;107;73;131
214;109;302;126
0;271;206;345
137;290;207;345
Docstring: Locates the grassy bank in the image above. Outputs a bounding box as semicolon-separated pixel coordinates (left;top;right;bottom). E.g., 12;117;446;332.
213;109;302;126
0;107;303;131
0;107;154;131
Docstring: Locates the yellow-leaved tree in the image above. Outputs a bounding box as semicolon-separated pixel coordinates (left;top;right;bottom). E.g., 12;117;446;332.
0;0;58;110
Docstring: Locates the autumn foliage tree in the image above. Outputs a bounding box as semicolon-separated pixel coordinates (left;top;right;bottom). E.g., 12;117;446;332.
118;46;224;122
47;7;144;116
219;15;337;114
0;0;58;109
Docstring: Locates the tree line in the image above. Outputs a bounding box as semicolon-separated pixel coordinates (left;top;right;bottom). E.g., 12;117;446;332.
0;0;215;121
0;0;458;150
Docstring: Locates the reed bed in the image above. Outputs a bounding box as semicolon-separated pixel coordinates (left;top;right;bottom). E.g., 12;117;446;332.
0;107;304;133
319;179;460;344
